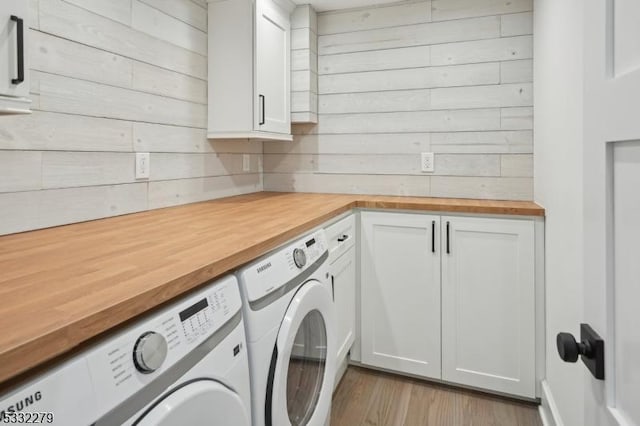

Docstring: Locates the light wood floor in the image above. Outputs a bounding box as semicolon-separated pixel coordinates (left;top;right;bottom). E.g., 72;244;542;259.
331;367;542;426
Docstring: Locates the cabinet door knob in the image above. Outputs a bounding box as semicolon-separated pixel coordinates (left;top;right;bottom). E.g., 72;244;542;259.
556;324;605;380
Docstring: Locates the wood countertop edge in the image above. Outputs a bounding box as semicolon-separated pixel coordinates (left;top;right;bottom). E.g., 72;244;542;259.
0;194;542;385
355;200;544;216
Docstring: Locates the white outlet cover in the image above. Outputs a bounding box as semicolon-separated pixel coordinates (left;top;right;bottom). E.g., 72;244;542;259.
135;153;150;179
421;152;435;173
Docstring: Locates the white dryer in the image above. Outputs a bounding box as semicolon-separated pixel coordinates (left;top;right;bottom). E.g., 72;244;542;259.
0;275;252;426
237;229;336;426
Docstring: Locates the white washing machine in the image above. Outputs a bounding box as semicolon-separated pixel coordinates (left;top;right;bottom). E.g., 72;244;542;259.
237;229;336;426
0;275;252;426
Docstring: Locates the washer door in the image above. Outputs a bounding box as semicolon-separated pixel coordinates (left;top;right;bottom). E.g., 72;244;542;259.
135;379;250;426
268;280;335;426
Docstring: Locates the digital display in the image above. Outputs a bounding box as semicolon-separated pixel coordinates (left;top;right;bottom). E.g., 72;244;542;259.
179;298;209;322
306;238;316;248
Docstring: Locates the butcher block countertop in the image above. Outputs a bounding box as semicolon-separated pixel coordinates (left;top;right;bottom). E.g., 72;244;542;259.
0;192;544;385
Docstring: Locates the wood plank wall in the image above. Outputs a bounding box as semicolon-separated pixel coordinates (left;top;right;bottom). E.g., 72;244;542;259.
0;0;263;236
264;0;534;200
291;5;319;123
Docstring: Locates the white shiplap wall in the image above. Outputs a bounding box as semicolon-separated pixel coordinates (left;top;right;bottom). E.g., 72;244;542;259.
264;0;534;200
291;5;319;123
0;0;263;236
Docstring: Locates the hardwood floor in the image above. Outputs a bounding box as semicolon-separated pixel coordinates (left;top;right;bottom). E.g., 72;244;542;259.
331;367;542;426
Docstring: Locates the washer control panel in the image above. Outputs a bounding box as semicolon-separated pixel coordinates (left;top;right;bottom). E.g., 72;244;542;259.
85;275;241;418
240;230;328;303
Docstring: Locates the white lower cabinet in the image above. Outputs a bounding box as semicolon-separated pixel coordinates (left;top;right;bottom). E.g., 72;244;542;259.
441;216;536;398
360;211;537;398
326;214;357;386
360;212;442;379
331;246;356;366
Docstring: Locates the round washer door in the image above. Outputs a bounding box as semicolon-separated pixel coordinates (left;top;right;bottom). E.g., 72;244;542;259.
268;279;336;426
135;379;250;426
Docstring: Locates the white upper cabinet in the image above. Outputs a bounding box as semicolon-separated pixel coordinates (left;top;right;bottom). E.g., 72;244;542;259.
441;216;536;398
0;0;31;115
208;0;293;141
255;0;290;134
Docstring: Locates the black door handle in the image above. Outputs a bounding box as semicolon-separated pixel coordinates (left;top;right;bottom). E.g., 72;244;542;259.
337;234;349;242
557;324;604;380
431;220;435;253
259;94;265;125
330;275;335;301
10;15;25;85
446;221;450;254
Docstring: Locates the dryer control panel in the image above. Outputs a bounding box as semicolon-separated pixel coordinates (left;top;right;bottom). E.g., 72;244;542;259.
240;229;328;303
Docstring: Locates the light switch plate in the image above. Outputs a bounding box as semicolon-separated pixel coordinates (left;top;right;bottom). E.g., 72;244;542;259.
135;153;150;179
421;152;435;173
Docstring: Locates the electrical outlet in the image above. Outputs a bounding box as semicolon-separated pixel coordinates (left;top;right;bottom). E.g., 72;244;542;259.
421;152;435;173
242;154;251;172
135;153;150;179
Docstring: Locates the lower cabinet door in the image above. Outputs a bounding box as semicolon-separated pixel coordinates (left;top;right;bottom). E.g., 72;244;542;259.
441;216;536;398
361;211;441;379
330;246;356;365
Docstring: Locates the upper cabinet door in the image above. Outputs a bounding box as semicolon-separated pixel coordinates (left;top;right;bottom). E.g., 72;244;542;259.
0;0;30;114
255;0;291;134
360;211;441;379
0;0;28;98
441;216;535;398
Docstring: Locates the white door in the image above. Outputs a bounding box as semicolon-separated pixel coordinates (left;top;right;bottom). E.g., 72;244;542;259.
255;0;290;134
0;0;29;98
330;246;356;365
441;216;535;398
580;1;640;425
360;211;441;379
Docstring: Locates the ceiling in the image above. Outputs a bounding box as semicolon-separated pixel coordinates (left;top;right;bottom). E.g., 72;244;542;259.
291;0;402;12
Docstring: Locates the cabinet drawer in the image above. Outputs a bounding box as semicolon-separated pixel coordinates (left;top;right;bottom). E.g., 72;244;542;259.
325;214;355;260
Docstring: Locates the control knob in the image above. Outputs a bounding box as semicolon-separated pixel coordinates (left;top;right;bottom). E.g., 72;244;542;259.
293;248;307;269
133;331;168;374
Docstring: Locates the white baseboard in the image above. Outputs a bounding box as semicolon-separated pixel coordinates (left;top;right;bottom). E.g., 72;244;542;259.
539;380;564;426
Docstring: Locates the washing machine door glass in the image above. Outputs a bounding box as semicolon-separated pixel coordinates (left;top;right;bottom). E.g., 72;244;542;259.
268;280;335;426
287;310;327;424
135;379;250;426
